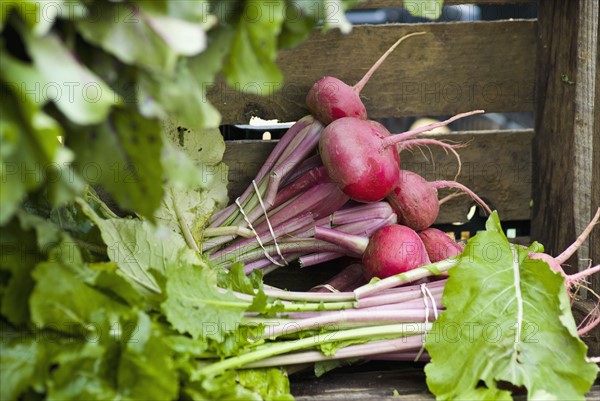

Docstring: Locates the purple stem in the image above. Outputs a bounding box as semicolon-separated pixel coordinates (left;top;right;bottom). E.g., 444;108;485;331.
264;309;436;339
299;252;347;268
314;226;369;256
210;212;315;261
209;116;315;227
254;182;347;234
367;351;430;362
356;285;444;309
280;154;323;187
241;121;324;226
216;240;347;270
309;263;367;292
273;166;329;208
244;334;425;368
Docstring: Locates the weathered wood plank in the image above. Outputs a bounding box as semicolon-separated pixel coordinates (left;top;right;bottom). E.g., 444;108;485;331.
289;362;600;401
223;129;533;225
592;14;600;295
210;21;536;124
532;0;599;276
355;0;536;9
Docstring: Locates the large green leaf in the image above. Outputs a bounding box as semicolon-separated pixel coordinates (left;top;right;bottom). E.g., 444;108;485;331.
30;256;130;332
0;210;69;324
66;107;164;219
21;28;120;125
138;27;233;130
75;2;207;74
161;260;247;343
0;337;43;400
425;212;598;400
79;199;193;293
116;312;179;401
222;0;285;94
0;52;84;222
156;121;228;242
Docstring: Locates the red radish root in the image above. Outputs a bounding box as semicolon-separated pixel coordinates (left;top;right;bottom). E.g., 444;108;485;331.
418;228;464;263
386;170;492;232
306;32;427;125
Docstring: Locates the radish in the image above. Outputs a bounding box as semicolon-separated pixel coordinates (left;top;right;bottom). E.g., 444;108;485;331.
315;224;431;279
319;111;484;203
418;228;463;263
306;32;426;125
387;170;492;231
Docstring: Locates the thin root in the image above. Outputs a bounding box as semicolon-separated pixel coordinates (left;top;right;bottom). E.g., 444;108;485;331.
438;191;466;206
401;139;465;180
556;207;600;265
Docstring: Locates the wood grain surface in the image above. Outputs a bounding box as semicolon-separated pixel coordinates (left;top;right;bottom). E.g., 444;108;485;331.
210;20;536;124
531;0;600;278
223;129;533;225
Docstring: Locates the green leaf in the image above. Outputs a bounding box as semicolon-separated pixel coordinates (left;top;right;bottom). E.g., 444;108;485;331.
67;108;164;219
117;312;179;401
84;262;146;307
161;260;247;343
79;199;194;293
156;121;228;242
74;2;206;74
403;0;444;20
425;212;598;400
0;210;72;324
0;337;43;400
30;257;130;332
222;0;285;94
237;368;294;401
20;29;120;125
139;27;233;130
6;1;88;35
1;52;84;222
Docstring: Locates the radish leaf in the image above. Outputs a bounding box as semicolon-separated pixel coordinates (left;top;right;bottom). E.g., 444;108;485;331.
161;260;247;342
425;212;598;400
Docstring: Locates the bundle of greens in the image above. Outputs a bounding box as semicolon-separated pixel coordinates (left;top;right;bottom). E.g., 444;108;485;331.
2;1;599;400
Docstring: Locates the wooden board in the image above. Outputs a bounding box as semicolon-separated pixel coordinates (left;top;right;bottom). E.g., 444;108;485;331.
355;0;536;8
223;129;533;225
210;20;536;124
531;0;600;277
289;362;600;400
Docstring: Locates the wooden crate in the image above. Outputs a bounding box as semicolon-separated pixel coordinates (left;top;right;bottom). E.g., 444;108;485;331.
212;0;599;396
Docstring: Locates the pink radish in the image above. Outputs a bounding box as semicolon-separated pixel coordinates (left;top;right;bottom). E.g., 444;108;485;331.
315;224;431;279
319;111;484;203
386;170;492;231
418;228;464;263
306;32;426;125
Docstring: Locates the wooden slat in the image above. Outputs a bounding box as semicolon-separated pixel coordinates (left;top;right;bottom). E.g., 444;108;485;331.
592;11;600;295
290;362;600;401
210;20;536;124
223;129;533;225
355;0;536;8
532;0;599;277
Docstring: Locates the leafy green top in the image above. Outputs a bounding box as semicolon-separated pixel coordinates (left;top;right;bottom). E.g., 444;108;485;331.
425;212;598;400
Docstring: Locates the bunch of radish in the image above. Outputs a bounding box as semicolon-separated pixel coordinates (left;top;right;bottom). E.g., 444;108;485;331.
198;31;600;364
202;32;497;285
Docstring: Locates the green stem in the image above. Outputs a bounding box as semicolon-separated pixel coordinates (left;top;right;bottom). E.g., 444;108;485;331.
197;323;429;377
203;226;254;238
170;187;200;253
354;258;457;299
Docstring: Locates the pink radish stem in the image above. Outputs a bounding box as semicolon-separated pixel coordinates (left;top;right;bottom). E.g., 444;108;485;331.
381;110;485;148
430;180;492;214
400;138;465;180
353;32;427;93
556;207;600;265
